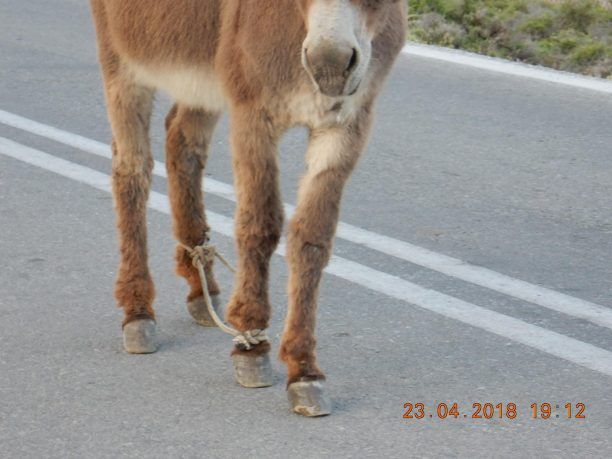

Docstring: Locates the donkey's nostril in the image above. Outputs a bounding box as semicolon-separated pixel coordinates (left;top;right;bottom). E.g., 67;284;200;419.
346;48;358;74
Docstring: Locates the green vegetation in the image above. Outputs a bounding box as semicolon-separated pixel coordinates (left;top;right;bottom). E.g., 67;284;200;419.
407;0;612;78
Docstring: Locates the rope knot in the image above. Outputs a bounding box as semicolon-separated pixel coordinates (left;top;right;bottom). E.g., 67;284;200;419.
177;238;268;351
188;244;216;269
233;329;269;351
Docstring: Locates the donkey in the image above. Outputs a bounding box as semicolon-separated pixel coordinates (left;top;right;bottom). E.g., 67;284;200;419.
90;0;406;416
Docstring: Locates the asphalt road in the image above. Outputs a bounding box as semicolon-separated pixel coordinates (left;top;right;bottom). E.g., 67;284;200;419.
1;1;612;457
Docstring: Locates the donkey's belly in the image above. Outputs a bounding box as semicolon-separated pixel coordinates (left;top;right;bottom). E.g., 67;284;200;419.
129;62;226;112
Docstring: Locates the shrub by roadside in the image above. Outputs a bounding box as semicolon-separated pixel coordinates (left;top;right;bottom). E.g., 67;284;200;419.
407;0;612;79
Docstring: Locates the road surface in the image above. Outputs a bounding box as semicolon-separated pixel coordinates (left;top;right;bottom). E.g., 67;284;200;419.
1;1;611;457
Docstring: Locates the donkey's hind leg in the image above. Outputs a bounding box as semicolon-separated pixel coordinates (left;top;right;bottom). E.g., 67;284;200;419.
103;73;157;354
165;105;221;326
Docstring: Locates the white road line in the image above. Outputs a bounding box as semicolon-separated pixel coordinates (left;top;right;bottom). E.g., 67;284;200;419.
2;135;612;378
1;109;612;330
402;43;612;94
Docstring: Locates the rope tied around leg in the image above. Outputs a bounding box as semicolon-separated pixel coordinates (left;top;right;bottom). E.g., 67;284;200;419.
177;237;269;351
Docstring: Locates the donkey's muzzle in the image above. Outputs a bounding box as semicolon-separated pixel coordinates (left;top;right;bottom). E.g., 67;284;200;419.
303;41;359;97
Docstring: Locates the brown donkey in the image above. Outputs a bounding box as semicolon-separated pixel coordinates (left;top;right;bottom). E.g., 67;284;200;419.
90;0;405;416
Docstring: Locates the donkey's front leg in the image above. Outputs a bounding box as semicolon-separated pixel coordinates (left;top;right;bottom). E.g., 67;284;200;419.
226;109;283;387
280;108;373;416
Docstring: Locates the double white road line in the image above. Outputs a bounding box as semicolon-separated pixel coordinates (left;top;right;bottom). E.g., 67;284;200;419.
1;109;611;377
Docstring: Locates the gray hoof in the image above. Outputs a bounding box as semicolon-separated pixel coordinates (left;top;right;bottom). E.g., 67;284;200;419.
187;294;220;327
123;319;157;354
232;353;273;388
287;380;332;417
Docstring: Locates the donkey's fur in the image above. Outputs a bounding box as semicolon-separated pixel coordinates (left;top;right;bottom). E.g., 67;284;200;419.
90;0;405;391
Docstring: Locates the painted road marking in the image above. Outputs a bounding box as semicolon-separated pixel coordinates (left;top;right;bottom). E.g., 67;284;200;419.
1;135;612;377
403;43;612;94
1;109;611;329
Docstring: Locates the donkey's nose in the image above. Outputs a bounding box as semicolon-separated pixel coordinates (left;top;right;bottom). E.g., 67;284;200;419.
304;42;359;97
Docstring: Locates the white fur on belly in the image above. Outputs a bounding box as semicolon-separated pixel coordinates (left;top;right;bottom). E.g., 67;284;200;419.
129;63;226;111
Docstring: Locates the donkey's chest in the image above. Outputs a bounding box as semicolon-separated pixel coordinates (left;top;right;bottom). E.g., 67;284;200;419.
282;88;362;129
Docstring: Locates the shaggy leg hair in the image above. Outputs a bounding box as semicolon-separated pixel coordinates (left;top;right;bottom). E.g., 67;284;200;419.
225;108;284;356
280;106;373;383
165;104;221;301
106;75;156;326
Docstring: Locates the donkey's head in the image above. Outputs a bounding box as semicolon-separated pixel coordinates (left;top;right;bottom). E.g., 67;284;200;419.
299;0;398;97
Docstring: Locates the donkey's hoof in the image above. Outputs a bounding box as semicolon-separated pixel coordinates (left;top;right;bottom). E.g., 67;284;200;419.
232;353;273;388
287;380;332;417
187;294;220;327
123;319;157;354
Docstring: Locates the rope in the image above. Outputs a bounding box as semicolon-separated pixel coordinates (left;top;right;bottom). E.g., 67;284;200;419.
177;236;268;351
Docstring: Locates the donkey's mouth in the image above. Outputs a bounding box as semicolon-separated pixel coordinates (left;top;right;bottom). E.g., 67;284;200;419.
312;74;349;97
307;72;362;98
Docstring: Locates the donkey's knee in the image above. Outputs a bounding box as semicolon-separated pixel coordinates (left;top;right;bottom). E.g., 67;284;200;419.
236;224;283;260
112;140;154;187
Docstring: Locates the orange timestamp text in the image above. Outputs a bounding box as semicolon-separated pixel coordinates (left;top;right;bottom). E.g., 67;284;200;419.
402;402;586;420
